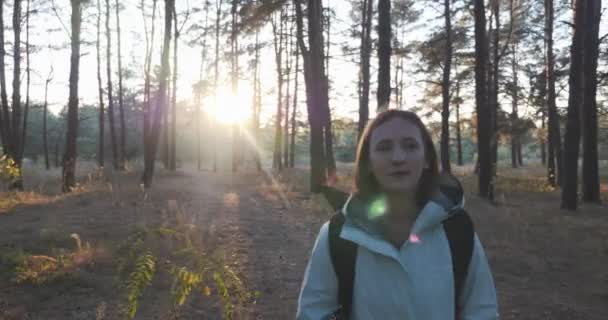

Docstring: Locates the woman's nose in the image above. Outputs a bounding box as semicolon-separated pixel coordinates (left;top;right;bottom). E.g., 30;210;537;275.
391;147;408;163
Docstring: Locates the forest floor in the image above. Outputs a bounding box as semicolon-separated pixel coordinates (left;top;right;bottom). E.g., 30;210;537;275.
0;162;607;320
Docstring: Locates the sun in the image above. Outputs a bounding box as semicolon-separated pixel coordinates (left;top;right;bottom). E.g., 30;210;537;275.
210;87;252;125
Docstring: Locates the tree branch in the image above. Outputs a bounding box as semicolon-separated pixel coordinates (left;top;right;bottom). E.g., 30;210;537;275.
51;0;71;39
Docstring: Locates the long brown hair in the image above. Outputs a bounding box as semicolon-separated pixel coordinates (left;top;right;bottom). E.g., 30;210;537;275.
354;110;439;206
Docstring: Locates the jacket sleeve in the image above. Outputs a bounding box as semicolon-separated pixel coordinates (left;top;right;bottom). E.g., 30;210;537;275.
296;222;340;320
459;234;499;320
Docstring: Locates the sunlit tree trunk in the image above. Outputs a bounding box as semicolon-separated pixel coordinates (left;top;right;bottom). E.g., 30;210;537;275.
9;0;23;190
0;0;10;156
20;0;31;161
142;0;158;166
272;10;285;170
294;0;328;192
63;0;82;192
97;0;105;168
231;0;240;172
105;0;119;169
115;0;126;169
376;0;390;111
290;35;299;168
43;68;52;170
252;30;262;171
142;0;173;188
358;0;372;140
212;0;221;172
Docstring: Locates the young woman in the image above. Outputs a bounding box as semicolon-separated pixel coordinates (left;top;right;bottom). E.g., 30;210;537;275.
297;110;498;320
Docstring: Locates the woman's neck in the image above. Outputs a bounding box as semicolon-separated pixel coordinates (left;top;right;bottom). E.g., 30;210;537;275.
385;191;418;222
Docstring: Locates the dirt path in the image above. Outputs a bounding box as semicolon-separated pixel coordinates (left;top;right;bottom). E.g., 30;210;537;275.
1;167;607;319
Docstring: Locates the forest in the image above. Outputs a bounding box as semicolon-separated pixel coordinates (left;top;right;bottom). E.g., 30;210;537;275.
0;0;607;319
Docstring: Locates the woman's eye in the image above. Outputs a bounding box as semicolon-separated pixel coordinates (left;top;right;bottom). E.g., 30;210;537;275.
376;143;392;152
403;142;419;151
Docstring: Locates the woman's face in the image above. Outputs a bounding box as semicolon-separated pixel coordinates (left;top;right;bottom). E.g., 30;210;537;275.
369;117;427;194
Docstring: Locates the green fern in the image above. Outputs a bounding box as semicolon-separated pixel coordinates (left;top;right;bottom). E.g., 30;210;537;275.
213;270;234;320
126;252;156;320
170;266;203;308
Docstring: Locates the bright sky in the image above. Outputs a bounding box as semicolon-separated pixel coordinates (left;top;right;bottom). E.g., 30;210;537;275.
11;0;608;126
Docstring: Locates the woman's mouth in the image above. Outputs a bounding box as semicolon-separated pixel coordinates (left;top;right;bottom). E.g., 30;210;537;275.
388;170;410;177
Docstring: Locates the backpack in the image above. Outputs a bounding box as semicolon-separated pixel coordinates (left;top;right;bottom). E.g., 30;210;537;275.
327;209;475;320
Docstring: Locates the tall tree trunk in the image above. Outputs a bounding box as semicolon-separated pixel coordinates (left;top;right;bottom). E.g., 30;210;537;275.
252;29;262;171
358;0;372;140
231;0;239;173
0;0;10;156
170;1;178;171
43;69;52;170
290;36;299;168
63;0;82;192
474;0;491;199
294;0;328;192
272;11;285;170
162;79;170;168
284;21;292;167
20;0;30;161
196;5;209;171
561;0;584;210
212;0;221;172
545;0;562;186
376;0;391;111
142;0;158;165
540;109;546;166
9;0;23;190
97;0;105;168
440;0;452;173
455;73;463;166
115;0;126;169
142;0;173;188
581;0;601;203
510;45;519;169
105;0;119;169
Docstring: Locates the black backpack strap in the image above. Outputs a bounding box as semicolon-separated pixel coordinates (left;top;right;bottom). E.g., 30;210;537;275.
443;209;475;319
328;212;358;320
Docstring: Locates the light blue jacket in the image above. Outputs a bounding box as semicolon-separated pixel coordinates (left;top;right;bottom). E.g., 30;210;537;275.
297;178;499;320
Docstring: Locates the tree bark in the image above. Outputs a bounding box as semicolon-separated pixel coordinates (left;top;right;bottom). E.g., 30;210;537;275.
510;45;519;169
561;0;584;210
142;0;173;188
170;1;178;171
284;20;292;168
294;0;328;192
474;0;492;199
105;0;119;169
290;34;299;168
20;0;30;161
455;73;463;166
0;0;10;156
142;0;158;165
97;0;105;168
212;0;221;172
440;0;452;173
115;0;126;169
231;0;240;173
540;109;546;166
10;0;23;190
545;0;562;186
581;0;601;203
63;0;82;192
43;69;52;170
376;0;391;111
272;11;285;170
253;29;262;171
358;0;372;140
